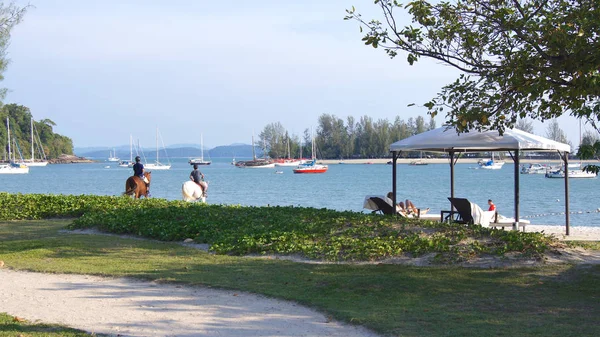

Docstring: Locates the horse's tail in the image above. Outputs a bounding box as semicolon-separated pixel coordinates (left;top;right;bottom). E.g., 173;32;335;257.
124;177;137;196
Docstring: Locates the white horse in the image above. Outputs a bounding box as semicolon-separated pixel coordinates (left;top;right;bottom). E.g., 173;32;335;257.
182;180;208;202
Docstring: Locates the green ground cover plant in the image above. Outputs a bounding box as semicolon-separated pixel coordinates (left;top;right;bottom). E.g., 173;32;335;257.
0;193;560;262
0;312;101;337
1;220;599;337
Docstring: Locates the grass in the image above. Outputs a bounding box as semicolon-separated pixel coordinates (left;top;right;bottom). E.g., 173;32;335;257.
1;219;599;337
0;312;102;337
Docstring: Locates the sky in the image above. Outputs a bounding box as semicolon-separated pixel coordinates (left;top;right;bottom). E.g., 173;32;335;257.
2;0;587;150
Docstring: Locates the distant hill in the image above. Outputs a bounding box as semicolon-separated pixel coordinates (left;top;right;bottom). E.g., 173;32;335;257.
75;144;263;159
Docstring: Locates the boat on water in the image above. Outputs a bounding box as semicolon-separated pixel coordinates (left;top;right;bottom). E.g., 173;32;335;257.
293;159;328;173
274;137;303;167
17;117;48;167
119;135;135;168
545;168;597;179
478;154;505;170
1;117;29;174
144;128;171;170
409;159;428;166
107;148;120;162
236;134;275;168
520;163;547;174
189;133;211;165
293;132;327;174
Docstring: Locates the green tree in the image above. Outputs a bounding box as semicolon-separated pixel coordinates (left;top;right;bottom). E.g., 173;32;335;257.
0;2;28;102
345;1;600;135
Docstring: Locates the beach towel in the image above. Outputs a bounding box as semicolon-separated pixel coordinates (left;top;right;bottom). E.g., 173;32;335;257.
470;202;496;227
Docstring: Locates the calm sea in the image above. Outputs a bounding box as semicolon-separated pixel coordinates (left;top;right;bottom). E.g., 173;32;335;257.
1;157;598;227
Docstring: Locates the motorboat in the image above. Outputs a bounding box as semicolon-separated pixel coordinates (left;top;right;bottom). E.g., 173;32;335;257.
520;163;546;174
545;168;596;179
478;159;505;170
409;159;428;166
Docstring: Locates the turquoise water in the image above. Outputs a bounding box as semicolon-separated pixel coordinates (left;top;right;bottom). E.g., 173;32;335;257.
1;157;598;227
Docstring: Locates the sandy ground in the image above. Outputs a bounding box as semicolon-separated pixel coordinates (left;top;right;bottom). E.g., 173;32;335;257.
1;226;599;336
0;269;380;337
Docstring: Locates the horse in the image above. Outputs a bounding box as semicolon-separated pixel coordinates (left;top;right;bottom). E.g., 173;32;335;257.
182;180;208;202
123;171;152;199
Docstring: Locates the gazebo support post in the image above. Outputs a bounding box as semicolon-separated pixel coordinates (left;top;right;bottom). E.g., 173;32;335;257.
392;151;398;210
449;151;455;209
513;150;520;231
556;151;570;236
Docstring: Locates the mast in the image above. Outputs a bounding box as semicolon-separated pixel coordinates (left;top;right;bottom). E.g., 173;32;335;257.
156;127;159;164
30;117;34;162
201;133;204;161
6;117;11;162
252;132;256;160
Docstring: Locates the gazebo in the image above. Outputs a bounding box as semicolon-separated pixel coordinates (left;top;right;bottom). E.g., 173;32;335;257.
388;126;573;234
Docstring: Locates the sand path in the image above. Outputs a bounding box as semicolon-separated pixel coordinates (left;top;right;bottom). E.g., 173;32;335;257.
0;269;379;337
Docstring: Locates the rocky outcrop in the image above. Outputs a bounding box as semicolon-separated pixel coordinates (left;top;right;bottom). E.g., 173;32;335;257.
48;154;95;164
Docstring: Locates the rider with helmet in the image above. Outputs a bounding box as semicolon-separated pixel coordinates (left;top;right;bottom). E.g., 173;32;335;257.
132;156;150;193
190;164;207;196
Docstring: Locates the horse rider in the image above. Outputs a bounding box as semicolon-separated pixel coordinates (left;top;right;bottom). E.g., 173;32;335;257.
132;156;150;194
190;164;208;196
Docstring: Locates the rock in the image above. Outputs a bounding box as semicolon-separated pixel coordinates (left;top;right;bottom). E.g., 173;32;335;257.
183;238;194;243
48;154;95;164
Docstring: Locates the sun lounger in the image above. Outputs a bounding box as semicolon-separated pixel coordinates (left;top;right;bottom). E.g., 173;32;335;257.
446;197;530;230
363;195;437;219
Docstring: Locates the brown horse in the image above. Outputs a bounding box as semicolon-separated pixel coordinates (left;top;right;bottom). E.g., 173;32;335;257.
124;171;152;199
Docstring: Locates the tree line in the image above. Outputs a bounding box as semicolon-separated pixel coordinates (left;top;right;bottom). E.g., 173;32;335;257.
1;104;74;160
258;114;436;160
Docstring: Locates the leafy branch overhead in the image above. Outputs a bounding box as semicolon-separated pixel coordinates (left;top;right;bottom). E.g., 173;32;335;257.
345;0;600;135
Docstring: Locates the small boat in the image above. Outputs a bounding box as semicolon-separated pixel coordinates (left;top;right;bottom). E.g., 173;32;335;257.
189;134;211;165
409;159;428;166
293;132;327;174
293;160;328;174
1;118;29;174
545;168;597;179
107;148;120;162
520;163;546;174
144;127;171;170
478;157;505;170
275;170;284;174
119;135;134;167
104;165;111;169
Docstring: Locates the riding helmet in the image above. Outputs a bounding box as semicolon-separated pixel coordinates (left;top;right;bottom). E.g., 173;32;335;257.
135;156;141;162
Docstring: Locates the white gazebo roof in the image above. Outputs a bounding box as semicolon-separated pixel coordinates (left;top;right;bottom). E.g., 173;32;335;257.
389;126;571;153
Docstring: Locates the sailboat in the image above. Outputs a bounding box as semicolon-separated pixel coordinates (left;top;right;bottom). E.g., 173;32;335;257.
119;135;134;167
144;128;171;170
236;133;275;168
0;117;29;174
293;131;328;174
274;136;302;167
18;117;48;167
478;152;505;170
189;134;211;165
107;148;120;162
409;151;428;166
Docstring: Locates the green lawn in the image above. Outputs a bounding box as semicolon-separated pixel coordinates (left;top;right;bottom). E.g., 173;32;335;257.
1;219;599;337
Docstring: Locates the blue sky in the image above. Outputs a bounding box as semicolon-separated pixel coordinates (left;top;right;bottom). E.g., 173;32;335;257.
3;0;584;149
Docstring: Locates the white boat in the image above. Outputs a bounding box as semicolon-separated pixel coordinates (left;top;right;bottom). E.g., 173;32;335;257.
478;153;505;170
545;168;597;179
1;117;29;174
107;148;120;162
520;163;547;174
144;128;171;170
293;131;328;174
18;117;48;167
189;134;211;165
274;137;302;167
119;135;134;167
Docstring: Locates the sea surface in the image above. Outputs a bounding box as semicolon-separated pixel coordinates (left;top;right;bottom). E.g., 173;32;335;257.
1;157;599;227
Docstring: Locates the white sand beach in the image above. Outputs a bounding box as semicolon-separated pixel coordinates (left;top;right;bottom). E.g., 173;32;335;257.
524;224;600;241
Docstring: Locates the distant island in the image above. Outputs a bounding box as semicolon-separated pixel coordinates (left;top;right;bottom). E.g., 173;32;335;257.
74;143;265;160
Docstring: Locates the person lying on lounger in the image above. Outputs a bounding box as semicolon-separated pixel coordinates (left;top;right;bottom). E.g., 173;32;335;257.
386;192;430;216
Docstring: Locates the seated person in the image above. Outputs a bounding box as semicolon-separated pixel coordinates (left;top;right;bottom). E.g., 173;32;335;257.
386;192;430;216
